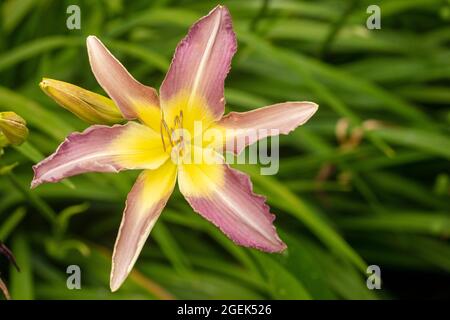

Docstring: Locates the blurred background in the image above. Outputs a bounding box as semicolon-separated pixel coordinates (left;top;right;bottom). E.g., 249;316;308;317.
0;0;449;299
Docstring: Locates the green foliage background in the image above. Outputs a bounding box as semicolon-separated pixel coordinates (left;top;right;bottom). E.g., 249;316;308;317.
0;0;449;299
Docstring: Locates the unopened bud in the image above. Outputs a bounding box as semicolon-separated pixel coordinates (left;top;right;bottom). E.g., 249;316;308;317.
0;112;29;145
40;78;123;124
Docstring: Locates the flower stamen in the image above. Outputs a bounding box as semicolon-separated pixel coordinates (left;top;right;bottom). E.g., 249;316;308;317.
160;110;185;152
160;116;173;152
172;110;184;144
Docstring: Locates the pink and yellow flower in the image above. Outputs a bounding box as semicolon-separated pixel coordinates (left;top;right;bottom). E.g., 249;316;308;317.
31;5;318;291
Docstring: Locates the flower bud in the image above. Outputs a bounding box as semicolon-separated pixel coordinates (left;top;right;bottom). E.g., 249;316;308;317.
0;111;29;145
40;78;123;124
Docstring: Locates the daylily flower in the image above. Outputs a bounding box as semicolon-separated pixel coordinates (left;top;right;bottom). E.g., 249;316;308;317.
31;5;318;291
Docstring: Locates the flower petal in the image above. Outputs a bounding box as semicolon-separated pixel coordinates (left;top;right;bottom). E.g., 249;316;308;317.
214;102;318;154
31;122;168;188
110;161;177;291
160;5;237;120
178;151;286;252
87;36;160;122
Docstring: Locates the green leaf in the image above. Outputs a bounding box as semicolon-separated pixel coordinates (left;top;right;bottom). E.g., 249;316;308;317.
239;164;367;273
252;252;312;300
372;127;450;159
337;212;450;236
10;234;33;299
1;0;36;33
0;207;26;240
152;221;191;273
